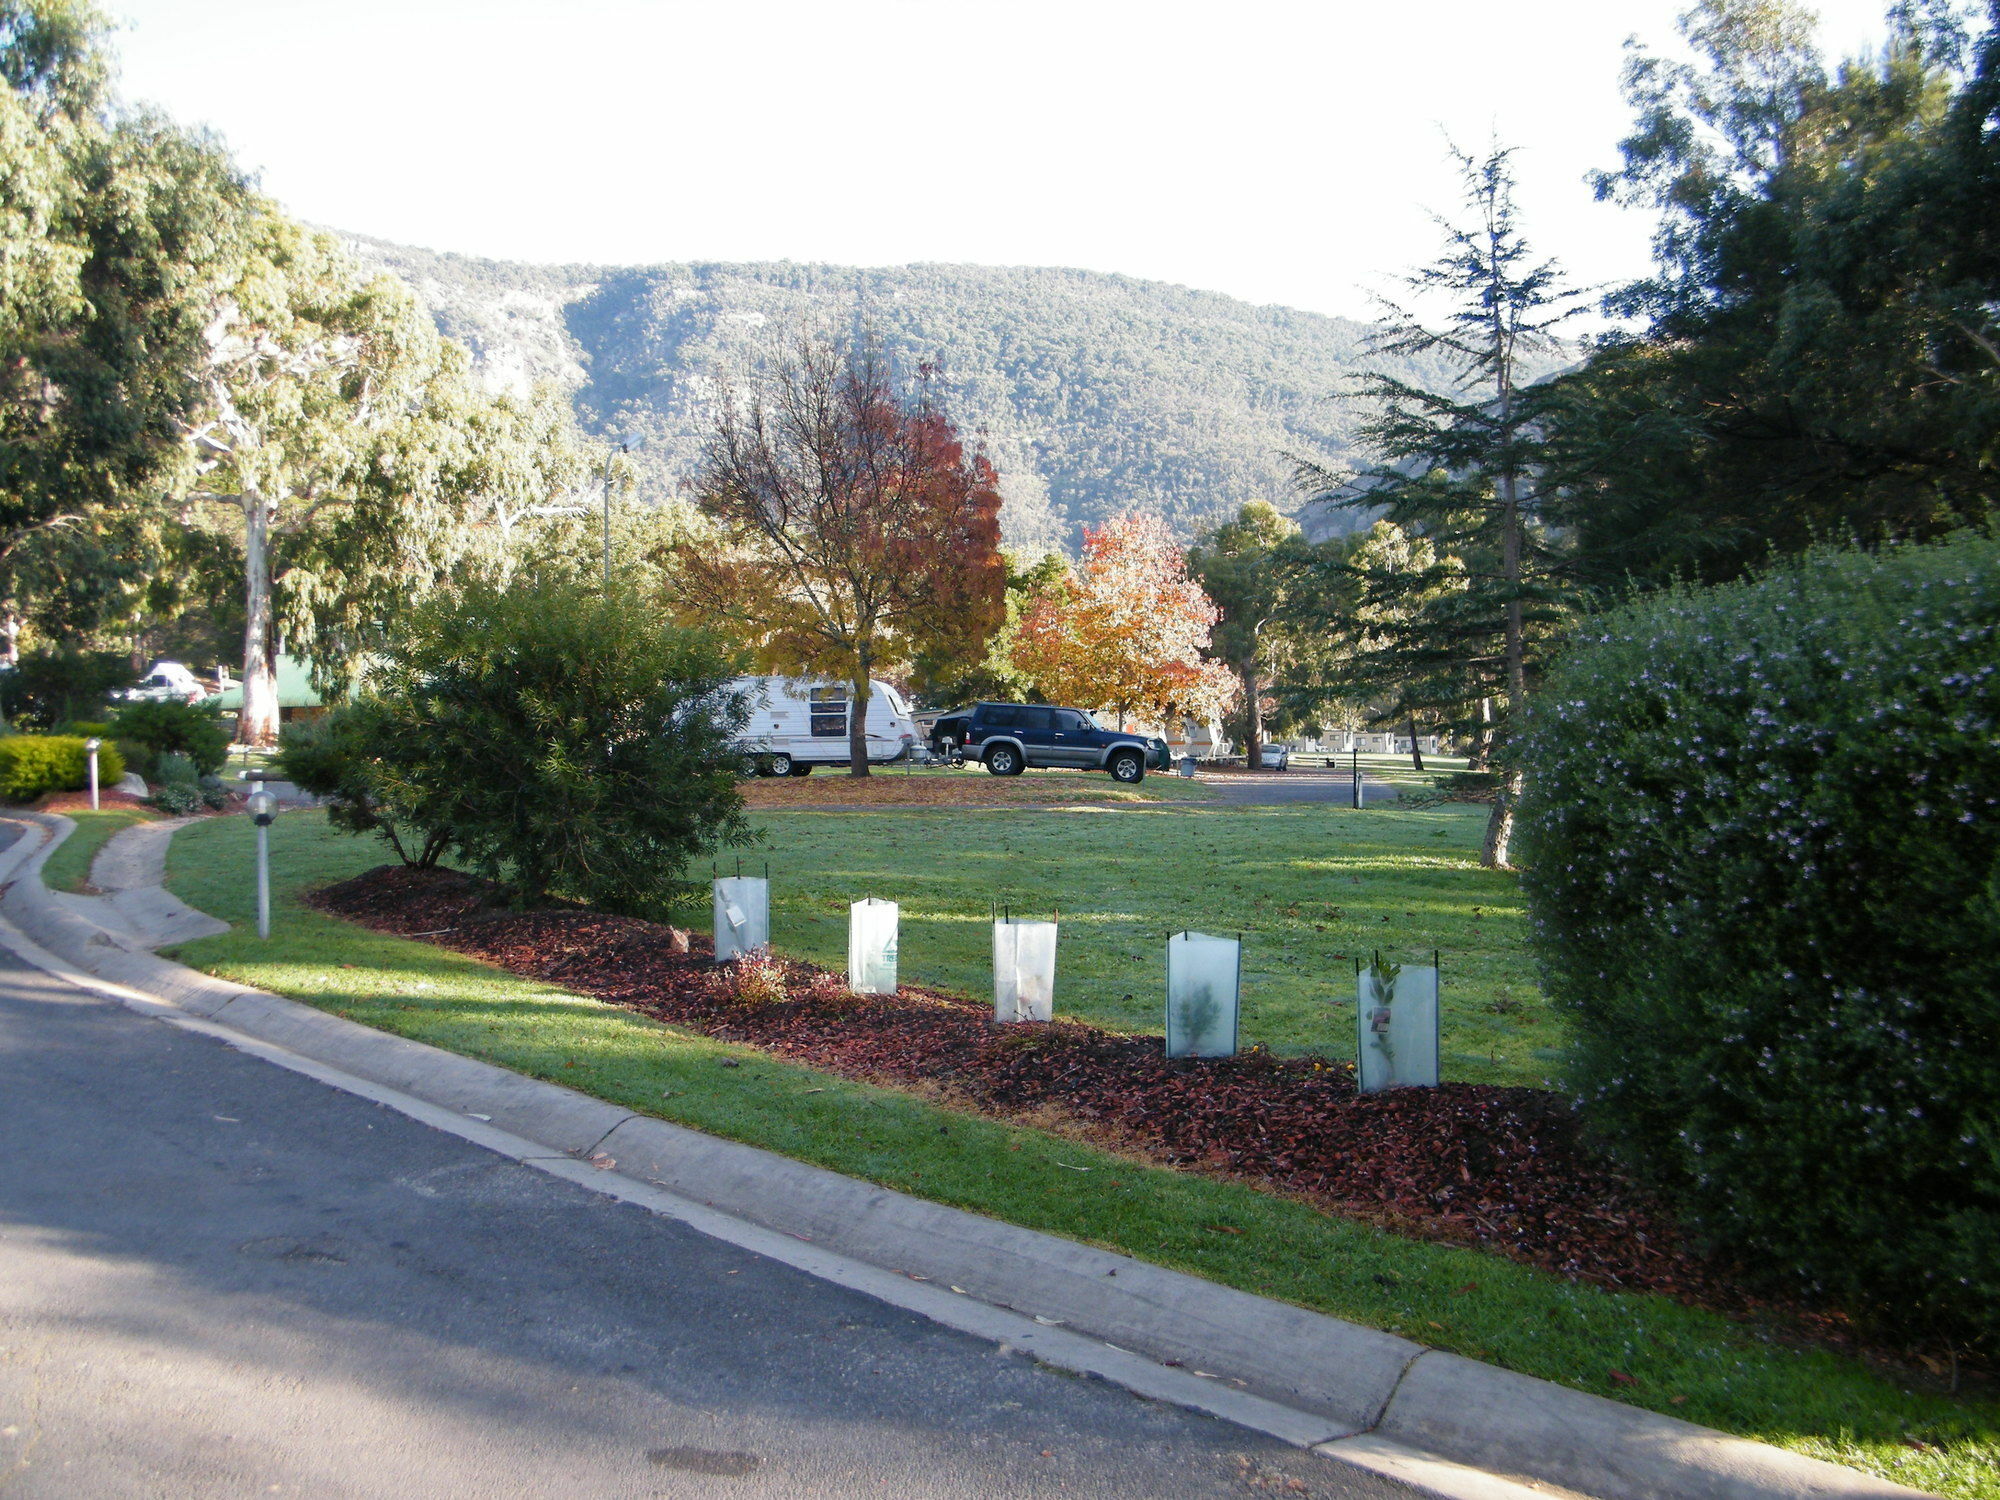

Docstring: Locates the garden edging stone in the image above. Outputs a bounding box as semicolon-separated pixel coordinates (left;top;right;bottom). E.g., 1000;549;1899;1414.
0;812;1937;1500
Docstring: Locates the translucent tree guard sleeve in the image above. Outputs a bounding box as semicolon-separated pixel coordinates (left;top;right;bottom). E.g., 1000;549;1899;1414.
711;877;770;961
1357;962;1439;1091
849;898;900;995
994;920;1057;1023
1166;932;1240;1058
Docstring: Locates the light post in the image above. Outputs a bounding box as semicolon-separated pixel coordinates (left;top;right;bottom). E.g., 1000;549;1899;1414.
601;433;643;591
85;737;101;811
248;782;278;940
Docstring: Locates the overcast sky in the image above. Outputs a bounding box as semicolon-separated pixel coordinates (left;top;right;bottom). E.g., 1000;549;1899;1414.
105;0;1896;323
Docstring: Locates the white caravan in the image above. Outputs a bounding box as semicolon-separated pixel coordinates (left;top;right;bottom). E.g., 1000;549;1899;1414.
730;676;919;775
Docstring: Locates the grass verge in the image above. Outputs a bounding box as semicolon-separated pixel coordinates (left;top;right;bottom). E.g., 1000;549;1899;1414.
40;804;159;892
160;810;1997;1497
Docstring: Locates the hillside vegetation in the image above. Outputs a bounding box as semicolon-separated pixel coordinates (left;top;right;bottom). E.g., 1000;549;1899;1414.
350;238;1558;551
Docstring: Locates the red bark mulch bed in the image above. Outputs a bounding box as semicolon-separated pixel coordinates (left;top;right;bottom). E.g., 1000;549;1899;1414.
35;788;151;814
312;863;1771;1321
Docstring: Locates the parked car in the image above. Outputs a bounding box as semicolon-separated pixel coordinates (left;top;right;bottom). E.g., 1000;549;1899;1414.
929;702;1156;783
120;660;207;706
730;676;919;775
1257;745;1290;770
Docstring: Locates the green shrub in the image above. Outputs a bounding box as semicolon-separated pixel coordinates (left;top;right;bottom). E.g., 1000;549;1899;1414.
280;704;443;864
312;577;752;915
154;751;199;788
198;774;231;810
110;699;229;776
1517;535;2000;1346
0;734;127;801
0;650;135;728
149;783;202;815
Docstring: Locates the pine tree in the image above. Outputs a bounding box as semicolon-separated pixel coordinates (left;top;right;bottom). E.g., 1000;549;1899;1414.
1296;144;1585;867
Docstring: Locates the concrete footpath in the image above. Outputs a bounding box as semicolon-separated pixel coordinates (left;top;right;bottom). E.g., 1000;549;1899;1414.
0;812;1935;1500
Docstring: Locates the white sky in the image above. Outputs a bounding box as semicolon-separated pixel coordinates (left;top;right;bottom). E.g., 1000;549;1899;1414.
105;0;1896;323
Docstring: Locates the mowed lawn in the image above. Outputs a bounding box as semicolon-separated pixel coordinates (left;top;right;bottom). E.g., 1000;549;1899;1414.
749;800;1556;1088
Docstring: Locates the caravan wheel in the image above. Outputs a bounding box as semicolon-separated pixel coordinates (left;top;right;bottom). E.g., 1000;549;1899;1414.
767;753;794;777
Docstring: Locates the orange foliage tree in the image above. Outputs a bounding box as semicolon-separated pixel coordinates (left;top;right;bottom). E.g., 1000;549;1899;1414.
1009;513;1236;728
683;335;1006;774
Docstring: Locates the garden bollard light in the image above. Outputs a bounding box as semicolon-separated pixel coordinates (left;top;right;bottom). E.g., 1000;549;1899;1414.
85;738;101;811
248;786;278;940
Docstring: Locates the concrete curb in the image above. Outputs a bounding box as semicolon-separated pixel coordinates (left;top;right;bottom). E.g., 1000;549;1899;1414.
0;813;1936;1500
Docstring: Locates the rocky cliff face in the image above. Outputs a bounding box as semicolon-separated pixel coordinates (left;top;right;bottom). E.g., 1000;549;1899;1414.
349;235;1555;552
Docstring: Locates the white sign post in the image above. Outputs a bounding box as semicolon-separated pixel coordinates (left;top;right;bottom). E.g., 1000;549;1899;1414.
848;898;899;995
1356;955;1440;1092
1165;931;1240;1058
711;876;769;961
993;917;1057;1023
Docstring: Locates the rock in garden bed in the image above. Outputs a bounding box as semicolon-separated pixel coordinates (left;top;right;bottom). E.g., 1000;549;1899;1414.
312;863;1741;1313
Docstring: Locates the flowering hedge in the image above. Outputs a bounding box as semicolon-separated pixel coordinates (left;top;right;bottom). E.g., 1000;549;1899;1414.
1517;535;2000;1344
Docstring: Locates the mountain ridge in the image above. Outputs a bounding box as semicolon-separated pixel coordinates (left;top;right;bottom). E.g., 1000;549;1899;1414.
347;235;1544;551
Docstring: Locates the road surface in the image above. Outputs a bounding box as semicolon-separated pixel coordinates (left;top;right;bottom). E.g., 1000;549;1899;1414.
0;940;1388;1498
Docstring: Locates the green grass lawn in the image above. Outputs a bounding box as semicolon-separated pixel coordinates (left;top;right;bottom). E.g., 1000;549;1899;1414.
40;805;159;892
156;808;1998;1497
751;801;1555;1088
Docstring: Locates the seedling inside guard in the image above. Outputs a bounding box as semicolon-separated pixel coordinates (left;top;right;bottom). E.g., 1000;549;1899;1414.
1355;950;1440;1092
712;868;769;961
993;905;1058;1023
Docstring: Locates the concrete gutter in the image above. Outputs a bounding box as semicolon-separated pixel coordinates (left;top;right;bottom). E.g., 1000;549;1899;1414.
0;812;1936;1500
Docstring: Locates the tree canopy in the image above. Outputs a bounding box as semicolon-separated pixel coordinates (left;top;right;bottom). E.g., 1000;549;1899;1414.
1547;0;2000;589
683;334;1007;773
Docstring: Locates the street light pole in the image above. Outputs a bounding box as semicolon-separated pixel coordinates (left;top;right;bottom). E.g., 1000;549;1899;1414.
85;737;101;811
248;777;278;940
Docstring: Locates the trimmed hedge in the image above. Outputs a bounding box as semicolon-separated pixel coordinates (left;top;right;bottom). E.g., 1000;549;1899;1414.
1517;535;2000;1345
0;734;128;802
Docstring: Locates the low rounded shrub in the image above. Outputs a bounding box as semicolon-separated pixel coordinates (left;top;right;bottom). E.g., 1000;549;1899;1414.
309;577;752;916
0;734;127;802
1517;535;2000;1345
110;699;230;777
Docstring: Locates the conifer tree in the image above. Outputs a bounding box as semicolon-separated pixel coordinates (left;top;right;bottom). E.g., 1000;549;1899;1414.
1297;144;1584;867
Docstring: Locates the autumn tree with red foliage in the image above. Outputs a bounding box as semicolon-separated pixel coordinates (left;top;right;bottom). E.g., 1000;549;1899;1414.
684;335;1006;775
1010;513;1236;728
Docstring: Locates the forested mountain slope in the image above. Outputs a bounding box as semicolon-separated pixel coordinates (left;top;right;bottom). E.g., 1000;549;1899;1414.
351;237;1554;551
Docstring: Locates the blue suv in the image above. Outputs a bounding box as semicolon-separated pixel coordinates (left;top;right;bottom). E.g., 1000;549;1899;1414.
930;702;1158;783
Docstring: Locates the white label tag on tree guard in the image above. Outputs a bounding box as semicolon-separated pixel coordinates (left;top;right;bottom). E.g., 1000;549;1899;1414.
1165;931;1240;1058
993;919;1057;1023
711;876;769;962
848;898;900;995
1356;958;1439;1092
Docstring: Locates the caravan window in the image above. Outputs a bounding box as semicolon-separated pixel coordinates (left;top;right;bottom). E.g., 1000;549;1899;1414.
808;686;847;738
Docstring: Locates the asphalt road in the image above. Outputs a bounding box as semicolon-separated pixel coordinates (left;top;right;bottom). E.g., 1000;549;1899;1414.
0;946;1391;1499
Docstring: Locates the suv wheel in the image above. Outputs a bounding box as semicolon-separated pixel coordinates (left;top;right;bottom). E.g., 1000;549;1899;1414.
767;752;794;777
1108;749;1144;784
985;744;1022;776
